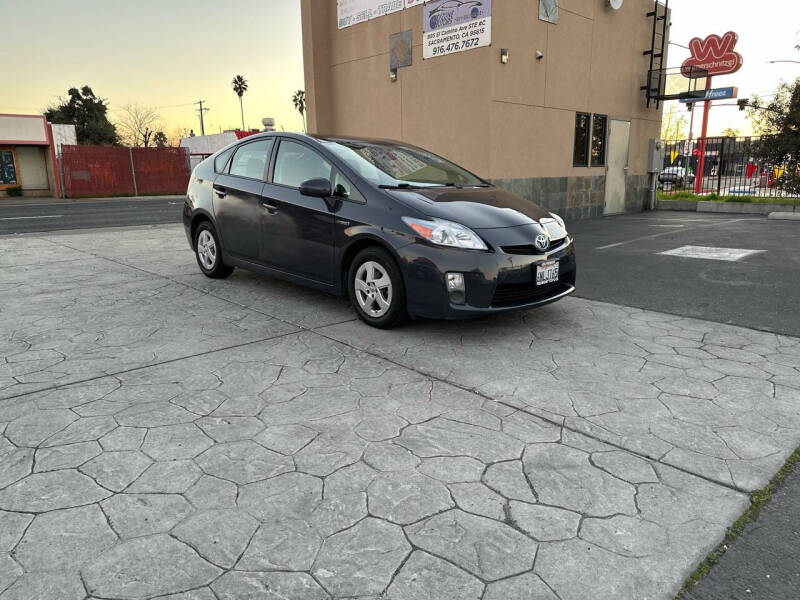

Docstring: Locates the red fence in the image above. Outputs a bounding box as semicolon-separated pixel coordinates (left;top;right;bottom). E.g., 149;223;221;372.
60;145;190;198
131;147;191;195
61;146;134;198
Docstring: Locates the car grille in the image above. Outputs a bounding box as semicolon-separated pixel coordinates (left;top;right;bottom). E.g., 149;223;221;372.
501;238;567;255
491;281;569;306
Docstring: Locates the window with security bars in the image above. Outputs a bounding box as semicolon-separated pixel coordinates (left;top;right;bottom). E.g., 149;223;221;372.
573;113;590;167
591;114;608;167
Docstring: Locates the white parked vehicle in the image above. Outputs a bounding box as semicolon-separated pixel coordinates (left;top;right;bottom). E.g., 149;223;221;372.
659;166;695;188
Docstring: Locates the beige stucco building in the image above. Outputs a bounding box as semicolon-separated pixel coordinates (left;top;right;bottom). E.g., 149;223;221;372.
301;0;667;220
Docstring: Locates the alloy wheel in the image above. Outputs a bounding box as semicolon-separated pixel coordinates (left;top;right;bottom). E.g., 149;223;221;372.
197;230;217;270
354;260;393;318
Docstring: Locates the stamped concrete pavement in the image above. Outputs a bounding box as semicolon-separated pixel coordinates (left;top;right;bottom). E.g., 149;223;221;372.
0;224;798;600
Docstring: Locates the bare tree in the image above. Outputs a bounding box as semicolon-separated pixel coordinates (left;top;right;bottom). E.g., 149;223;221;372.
115;103;164;147
169;126;190;147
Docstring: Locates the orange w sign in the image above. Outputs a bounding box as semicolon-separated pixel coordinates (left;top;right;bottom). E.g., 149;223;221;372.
681;31;743;78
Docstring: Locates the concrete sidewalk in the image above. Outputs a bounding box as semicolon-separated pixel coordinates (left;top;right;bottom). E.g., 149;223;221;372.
0;225;798;599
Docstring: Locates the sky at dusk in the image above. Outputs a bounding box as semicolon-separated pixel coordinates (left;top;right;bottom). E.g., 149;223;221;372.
1;0;305;138
2;1;799;139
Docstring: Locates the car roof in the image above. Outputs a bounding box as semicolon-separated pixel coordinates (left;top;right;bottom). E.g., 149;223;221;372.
264;132;421;147
234;132;427;153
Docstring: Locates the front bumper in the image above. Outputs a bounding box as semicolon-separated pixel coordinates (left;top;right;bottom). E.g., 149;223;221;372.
398;232;577;320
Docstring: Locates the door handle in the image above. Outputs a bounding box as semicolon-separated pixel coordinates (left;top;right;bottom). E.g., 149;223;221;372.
261;200;279;214
213;185;227;198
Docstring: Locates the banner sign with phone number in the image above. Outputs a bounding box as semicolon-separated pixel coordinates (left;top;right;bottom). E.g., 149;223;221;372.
423;0;492;59
337;0;403;29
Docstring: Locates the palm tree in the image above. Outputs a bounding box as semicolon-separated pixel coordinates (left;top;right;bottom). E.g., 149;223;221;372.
231;75;248;130
292;90;306;132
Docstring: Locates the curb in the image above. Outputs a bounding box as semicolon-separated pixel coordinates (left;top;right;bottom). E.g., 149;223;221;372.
656;200;697;211
696;201;796;215
657;200;798;215
768;212;800;221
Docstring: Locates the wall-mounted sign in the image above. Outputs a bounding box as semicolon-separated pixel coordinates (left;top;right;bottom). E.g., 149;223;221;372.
679;86;738;103
539;0;558;24
337;0;403;29
681;31;743;78
390;30;413;69
422;0;492;59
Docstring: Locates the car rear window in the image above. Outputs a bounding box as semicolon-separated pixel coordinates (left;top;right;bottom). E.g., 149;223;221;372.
229;139;274;180
214;147;234;173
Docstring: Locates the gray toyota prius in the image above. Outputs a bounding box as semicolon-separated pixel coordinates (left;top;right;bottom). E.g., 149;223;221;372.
183;133;576;328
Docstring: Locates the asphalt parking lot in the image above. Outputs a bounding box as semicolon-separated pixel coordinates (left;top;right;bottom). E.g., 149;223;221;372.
570;211;800;337
1;219;798;600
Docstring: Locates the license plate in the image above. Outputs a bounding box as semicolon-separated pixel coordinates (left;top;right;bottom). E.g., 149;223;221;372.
536;260;559;286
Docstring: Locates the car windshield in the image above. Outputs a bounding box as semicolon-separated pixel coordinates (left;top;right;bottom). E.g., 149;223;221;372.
320;140;486;188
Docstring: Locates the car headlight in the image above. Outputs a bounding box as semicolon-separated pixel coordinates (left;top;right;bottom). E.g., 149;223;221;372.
402;217;488;250
549;212;566;230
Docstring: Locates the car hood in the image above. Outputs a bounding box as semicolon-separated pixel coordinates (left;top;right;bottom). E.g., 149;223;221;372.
389;186;554;229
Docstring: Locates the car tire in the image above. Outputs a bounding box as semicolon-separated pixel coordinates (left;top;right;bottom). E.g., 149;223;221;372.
194;221;234;279
348;247;406;329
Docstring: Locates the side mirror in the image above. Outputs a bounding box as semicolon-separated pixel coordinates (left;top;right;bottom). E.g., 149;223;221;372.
299;178;331;198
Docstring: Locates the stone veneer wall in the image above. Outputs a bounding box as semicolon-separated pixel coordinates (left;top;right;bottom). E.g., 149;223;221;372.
625;174;652;214
492;175;652;221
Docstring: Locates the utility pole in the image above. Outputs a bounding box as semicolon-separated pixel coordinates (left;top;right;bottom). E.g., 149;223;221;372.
195;100;210;136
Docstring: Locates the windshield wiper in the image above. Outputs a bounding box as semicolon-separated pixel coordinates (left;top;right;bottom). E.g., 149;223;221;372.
379;182;484;190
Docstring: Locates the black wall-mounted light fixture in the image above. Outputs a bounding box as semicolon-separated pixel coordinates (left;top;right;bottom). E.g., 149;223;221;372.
500;48;509;64
390;67;398;81
536;50;544;60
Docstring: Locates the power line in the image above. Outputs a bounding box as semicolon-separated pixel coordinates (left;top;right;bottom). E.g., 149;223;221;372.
154;101;196;110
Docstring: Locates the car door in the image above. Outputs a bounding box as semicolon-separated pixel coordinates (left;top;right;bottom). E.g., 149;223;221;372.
212;138;274;261
260;139;336;284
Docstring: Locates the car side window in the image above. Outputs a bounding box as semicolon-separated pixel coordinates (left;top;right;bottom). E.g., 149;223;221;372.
214;147;234;173
229;139;273;180
333;170;365;203
273;140;332;188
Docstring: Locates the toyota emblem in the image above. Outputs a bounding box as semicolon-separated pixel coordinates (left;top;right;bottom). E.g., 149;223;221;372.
534;233;550;252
